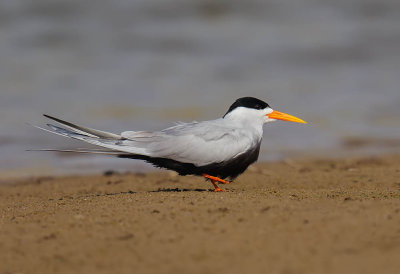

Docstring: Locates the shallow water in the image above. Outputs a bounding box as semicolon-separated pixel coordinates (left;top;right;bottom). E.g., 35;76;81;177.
1;0;400;177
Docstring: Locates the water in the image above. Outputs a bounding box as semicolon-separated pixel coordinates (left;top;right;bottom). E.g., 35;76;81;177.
1;0;400;178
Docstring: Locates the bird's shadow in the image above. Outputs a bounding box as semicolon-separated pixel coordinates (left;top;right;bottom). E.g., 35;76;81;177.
59;189;211;200
55;190;136;201
149;188;209;193
104;190;136;196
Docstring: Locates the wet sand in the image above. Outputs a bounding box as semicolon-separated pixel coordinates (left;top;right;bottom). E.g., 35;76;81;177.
1;154;400;274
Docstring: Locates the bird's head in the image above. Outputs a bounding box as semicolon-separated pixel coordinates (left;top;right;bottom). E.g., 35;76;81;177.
223;97;307;125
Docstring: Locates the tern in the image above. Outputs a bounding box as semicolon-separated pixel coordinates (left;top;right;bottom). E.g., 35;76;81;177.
33;97;306;191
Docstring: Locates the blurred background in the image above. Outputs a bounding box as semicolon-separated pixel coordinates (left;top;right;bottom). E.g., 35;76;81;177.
1;0;400;178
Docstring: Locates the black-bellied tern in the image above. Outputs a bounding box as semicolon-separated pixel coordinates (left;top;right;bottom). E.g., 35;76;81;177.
33;97;306;191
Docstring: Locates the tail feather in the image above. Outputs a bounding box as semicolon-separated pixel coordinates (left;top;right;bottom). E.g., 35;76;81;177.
43;114;122;139
30;117;149;156
30;124;76;139
46;124;89;138
44;123;128;150
27;148;131;155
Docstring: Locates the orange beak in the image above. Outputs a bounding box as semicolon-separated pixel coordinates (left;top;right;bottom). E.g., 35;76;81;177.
267;110;307;124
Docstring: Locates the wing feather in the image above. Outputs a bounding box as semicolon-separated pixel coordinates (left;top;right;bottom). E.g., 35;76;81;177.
35;117;260;167
124;120;259;166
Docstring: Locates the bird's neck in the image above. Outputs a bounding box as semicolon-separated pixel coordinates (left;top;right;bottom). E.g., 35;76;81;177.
223;116;264;136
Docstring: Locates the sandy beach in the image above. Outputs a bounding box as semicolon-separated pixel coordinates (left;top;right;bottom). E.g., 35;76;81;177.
1;154;399;274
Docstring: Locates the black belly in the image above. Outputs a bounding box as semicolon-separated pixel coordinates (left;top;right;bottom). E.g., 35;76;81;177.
118;143;261;180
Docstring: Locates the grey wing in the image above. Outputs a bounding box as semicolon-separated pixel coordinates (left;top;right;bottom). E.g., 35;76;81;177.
38;115;256;166
121;121;255;166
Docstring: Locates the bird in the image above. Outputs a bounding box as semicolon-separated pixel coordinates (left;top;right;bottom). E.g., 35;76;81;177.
32;97;306;191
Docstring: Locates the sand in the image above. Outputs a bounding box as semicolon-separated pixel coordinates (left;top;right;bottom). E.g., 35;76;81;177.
1;154;400;274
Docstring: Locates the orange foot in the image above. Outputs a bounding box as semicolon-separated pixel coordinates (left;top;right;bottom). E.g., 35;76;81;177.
202;174;230;192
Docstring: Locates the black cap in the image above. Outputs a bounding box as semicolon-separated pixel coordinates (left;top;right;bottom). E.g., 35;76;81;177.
223;97;270;118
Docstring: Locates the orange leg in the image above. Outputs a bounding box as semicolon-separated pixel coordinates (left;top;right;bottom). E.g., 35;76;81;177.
202;174;230;192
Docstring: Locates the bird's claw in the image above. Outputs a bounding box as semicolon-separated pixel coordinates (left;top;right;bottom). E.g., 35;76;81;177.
202;173;230;192
213;187;225;192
